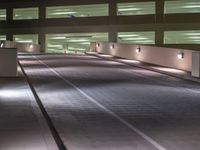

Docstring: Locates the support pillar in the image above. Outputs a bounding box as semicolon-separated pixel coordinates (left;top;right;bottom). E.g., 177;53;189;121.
39;34;46;52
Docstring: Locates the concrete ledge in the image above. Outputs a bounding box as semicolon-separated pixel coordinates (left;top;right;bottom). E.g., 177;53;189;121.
86;52;200;84
0;48;17;77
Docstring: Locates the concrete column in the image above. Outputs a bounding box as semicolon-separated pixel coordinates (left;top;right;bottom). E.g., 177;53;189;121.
155;30;164;46
192;52;200;78
155;0;164;23
39;4;46;19
109;29;117;43
6;7;13;21
108;1;117;42
6;34;13;41
155;0;165;46
109;1;117;16
39;34;46;52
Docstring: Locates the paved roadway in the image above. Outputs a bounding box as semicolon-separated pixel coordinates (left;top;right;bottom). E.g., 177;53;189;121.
19;53;200;150
0;71;57;150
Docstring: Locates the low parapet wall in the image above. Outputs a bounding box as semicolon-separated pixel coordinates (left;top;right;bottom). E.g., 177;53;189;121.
0;48;18;77
92;42;194;72
2;41;40;53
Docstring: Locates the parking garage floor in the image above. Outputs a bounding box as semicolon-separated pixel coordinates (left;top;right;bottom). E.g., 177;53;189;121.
1;53;200;150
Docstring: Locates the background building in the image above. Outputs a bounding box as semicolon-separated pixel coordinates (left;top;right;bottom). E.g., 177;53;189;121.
0;0;200;53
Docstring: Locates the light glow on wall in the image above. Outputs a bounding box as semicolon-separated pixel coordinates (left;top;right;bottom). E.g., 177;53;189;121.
136;47;141;53
110;44;114;49
177;52;184;59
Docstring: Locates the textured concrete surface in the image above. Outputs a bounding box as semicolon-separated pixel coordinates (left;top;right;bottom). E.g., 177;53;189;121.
19;53;200;150
0;75;58;150
87;52;200;83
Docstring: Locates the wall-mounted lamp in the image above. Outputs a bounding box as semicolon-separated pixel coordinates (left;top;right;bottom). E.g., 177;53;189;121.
177;52;184;59
110;44;114;49
96;43;100;48
136;47;141;53
30;44;33;49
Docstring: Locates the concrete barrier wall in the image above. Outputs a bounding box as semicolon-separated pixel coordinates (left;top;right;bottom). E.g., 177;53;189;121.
0;48;17;77
14;43;40;53
93;42;194;72
2;41;40;53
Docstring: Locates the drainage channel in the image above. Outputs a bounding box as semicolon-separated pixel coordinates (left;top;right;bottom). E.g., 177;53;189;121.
18;60;67;150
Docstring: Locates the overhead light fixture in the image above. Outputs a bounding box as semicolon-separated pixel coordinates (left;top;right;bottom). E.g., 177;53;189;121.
96;43;100;48
177;52;184;59
136;47;141;53
110;44;114;49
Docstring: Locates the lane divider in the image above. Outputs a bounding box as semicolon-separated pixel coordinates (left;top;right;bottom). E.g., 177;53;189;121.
18;60;67;150
32;55;167;150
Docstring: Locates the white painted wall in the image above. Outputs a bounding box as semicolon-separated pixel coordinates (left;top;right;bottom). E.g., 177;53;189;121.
0;48;18;77
93;42;195;72
3;41;40;53
14;43;40;53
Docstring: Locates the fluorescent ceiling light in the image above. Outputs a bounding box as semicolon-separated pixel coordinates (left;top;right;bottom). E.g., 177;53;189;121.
50;12;76;15
50;37;66;39
182;5;200;8
122;37;148;40
68;47;85;50
118;8;142;11
67;39;90;42
188;36;200;39
118;34;139;37
16;40;33;43
185;33;200;36
48;44;63;48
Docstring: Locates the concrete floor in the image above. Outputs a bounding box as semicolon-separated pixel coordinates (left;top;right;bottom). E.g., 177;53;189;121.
16;53;200;150
0;76;58;150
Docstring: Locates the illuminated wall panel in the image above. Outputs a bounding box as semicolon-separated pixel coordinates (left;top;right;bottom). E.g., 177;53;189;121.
165;0;200;14
46;4;108;18
164;31;200;44
0;9;6;20
117;2;155;16
13;8;39;20
46;33;108;53
0;35;6;41
14;34;38;44
118;32;155;44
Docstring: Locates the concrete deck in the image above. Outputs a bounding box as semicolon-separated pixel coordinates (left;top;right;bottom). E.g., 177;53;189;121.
18;53;200;150
0;70;58;150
